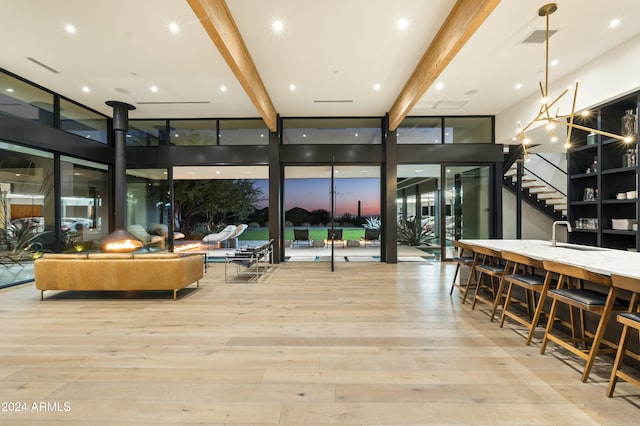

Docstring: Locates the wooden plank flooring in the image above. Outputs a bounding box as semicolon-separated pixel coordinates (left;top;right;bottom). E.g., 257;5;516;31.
0;261;638;425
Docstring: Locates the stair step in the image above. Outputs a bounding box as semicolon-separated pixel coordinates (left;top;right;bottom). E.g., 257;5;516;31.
536;194;562;199
528;188;555;194
546;199;567;205
524;184;546;189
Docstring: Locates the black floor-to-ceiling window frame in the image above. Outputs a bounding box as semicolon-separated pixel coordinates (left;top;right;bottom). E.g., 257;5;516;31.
0;69;504;285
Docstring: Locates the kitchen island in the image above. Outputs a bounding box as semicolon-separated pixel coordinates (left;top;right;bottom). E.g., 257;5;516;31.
460;239;640;279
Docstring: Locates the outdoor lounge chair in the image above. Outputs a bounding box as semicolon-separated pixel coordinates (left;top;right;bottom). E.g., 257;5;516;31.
326;228;345;248
127;224;164;247
202;224;236;247
150;223;185;241
222;224;248;248
360;228;380;247
291;228;312;248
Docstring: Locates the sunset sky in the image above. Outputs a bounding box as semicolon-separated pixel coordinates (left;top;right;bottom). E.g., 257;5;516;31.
253;178;380;217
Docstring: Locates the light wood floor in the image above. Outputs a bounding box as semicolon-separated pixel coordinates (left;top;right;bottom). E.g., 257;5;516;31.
0;261;638;425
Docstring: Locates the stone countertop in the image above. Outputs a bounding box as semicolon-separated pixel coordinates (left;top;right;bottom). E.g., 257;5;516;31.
460;239;640;279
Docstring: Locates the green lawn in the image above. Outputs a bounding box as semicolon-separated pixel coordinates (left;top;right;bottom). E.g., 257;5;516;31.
240;227;367;241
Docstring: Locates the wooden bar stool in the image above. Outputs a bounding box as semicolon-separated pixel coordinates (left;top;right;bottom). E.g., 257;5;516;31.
540;260;627;383
471;246;507;320
449;240;476;300
498;251;548;342
607;273;640;397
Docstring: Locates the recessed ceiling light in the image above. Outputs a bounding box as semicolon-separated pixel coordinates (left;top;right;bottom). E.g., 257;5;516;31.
220;85;227;92
150;85;158;93
186;171;197;175
168;22;180;33
515;83;522;89
289;83;296;91
82;86;90;93
397;17;409;31
373;83;381;91
354;133;358;137
435;81;444;90
260;133;264;138
65;24;76;34
6;88;14;93
609;18;621;28
415;169;424;173
215;170;221;175
302;133;307;138
551;59;559;66
360;170;369;173
446;169;451;173
272;19;284;32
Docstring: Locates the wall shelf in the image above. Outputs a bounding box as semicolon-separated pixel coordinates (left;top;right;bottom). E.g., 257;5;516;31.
567;91;639;251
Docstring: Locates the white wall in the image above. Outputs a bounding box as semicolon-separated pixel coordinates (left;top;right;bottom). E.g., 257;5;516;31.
523;152;567;194
502;188;568;242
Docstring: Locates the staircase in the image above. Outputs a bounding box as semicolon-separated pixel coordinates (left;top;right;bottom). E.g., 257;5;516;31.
503;148;568;221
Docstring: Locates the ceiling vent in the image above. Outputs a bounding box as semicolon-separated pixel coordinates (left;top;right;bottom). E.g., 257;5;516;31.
136;101;211;105
521;29;557;44
313;99;354;103
415;100;468;110
26;57;59;74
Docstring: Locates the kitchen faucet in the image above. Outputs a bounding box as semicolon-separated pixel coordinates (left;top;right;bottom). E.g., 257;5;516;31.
552;220;573;247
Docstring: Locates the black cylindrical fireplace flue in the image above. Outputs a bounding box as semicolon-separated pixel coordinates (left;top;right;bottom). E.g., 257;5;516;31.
98;101;144;252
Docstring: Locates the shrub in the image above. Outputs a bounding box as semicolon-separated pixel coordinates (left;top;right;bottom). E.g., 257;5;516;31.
363;216;381;230
397;217;434;246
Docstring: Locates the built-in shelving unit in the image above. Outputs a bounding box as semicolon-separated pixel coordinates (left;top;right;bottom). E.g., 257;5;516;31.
567;91;639;251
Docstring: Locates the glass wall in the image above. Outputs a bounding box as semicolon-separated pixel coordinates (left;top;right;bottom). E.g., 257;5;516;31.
444;166;491;256
396;165;441;257
219;119;268;145
0;141;55;287
0;72;55;126
127;118;269;146
282;118;382;144
60;156;110;252
444;117;493;144
127;120;166;146
396;116;493;144
172;165;269;244
126;169;169;248
170;119;217;146
284;165;381;261
59;99;108;143
397;117;442;144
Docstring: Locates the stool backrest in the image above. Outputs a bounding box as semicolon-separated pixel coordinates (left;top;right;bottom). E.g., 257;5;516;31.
472;245;501;258
542;260;611;287
452;240;474;254
501;251;543;270
610;274;640;293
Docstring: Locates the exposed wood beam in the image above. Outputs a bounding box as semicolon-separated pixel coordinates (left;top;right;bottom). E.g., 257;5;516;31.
186;0;277;131
388;0;501;131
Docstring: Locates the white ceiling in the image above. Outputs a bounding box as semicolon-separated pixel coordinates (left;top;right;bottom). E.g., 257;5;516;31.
2;0;639;124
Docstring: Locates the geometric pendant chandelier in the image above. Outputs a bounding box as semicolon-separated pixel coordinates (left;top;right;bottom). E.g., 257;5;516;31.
515;3;634;160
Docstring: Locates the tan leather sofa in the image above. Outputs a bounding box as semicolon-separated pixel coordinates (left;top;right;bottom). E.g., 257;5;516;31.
34;252;203;300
